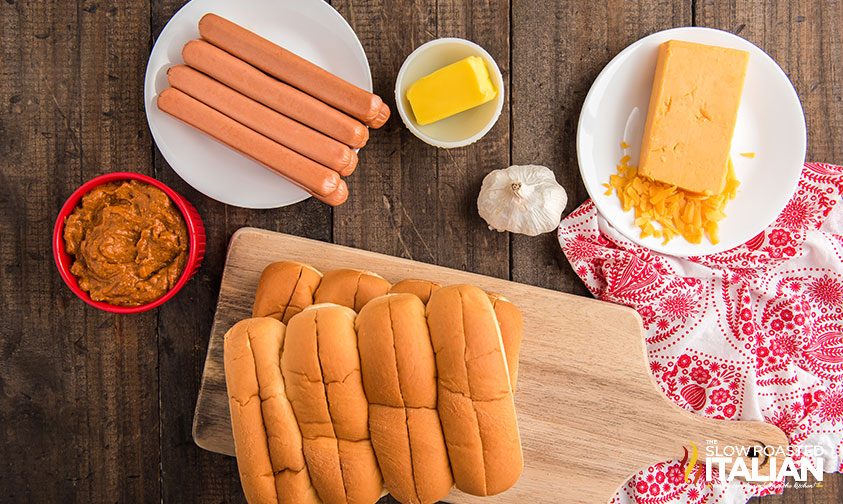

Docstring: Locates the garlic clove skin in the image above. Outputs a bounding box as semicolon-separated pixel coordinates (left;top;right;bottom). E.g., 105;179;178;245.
477;164;568;236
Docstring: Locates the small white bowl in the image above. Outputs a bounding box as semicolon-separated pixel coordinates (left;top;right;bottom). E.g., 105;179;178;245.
394;38;505;149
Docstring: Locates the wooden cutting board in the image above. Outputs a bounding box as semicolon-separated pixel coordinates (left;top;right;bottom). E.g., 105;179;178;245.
193;228;788;504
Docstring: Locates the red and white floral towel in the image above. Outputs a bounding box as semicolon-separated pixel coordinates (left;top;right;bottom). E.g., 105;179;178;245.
558;162;843;503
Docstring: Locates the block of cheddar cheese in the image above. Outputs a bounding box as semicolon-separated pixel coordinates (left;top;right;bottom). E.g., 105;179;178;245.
639;40;749;194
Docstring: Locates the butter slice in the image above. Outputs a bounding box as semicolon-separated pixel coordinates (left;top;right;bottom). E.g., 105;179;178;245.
639;40;749;194
406;56;497;125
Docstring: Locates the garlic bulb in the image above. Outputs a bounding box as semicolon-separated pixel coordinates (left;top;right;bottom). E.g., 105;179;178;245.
477;164;567;236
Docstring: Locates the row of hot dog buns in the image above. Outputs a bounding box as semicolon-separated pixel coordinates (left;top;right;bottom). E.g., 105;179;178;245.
252;262;522;388
157;14;390;206
223;261;524;504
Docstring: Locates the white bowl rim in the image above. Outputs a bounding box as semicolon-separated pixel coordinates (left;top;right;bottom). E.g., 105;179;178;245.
394;37;505;149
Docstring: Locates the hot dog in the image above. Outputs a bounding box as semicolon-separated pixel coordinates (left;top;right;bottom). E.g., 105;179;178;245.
199;13;390;129
168;65;358;176
312;179;349;207
156;87;341;200
182;39;369;149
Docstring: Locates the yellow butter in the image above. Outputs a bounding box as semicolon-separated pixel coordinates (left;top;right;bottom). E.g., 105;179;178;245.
639;40;749;194
406;56;497;126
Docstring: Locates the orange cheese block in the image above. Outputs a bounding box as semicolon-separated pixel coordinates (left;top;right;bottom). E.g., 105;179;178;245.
639;40;749;194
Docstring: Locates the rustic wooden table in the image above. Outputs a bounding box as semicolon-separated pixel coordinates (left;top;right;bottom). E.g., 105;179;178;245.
1;0;841;502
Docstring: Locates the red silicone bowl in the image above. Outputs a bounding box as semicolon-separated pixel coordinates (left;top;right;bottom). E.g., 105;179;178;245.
53;172;206;314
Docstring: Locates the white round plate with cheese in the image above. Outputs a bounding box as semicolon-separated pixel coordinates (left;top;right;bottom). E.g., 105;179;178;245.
577;27;806;256
145;0;372;209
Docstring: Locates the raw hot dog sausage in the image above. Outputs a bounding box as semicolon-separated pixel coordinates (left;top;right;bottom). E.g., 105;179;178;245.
199;13;390;129
156;88;342;201
312;179;348;207
167;65;358;176
182;39;369;149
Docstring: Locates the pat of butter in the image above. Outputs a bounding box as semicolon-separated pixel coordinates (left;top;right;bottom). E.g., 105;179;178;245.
639;40;749;194
406;56;497;126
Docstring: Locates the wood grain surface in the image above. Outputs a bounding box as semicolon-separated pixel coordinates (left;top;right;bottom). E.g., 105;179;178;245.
194;228;790;503
0;0;841;503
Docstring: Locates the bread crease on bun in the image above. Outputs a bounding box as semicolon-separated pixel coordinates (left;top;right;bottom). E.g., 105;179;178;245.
487;293;524;391
388;279;441;305
281;304;383;504
426;285;523;496
313;269;391;311
356;294;453;504
253;261;323;323
223;317;321;504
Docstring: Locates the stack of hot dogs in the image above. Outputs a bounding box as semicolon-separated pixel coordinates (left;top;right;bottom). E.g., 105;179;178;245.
157;14;390;206
224;261;525;504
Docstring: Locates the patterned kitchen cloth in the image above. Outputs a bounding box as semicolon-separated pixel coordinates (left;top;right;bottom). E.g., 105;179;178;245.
558;162;843;503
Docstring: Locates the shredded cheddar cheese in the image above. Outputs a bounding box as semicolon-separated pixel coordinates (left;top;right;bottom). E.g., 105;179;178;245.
620;141;630;150
740;152;756;159
603;155;740;245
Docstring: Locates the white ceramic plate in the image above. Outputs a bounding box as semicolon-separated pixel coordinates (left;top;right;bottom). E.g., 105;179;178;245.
145;0;372;209
577;27;806;256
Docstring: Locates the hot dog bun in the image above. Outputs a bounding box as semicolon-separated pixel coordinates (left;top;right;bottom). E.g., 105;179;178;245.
386;283;523;389
426;285;523;496
487;292;524;391
313;269;391;312
223;317;320;504
253;261;323;323
356;294;453;503
388;279;441;305
281;304;383;504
